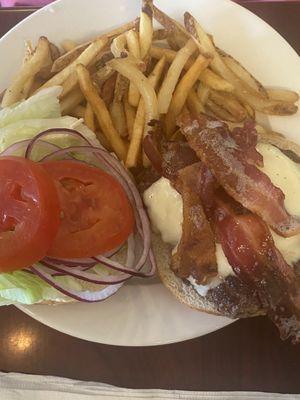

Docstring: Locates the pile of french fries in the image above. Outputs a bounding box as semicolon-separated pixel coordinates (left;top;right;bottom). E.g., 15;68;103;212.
1;0;299;167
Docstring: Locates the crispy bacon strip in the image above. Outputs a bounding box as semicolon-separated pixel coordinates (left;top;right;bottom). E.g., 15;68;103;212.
231;120;263;167
179;113;300;237
214;191;300;343
172;163;218;284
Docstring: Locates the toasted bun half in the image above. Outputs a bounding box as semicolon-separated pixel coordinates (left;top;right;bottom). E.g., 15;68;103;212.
152;234;265;319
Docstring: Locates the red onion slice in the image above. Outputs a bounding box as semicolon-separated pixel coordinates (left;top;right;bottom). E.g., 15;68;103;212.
30;265;123;302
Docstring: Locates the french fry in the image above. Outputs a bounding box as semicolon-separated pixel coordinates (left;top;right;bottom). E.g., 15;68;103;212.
39;37;108;91
123;98;136;138
221;51;268;98
61;39;77;52
186;89;205;115
2;36;51;107
110;101;127;137
157;39;197;114
52;43;89;73
200;69;234;92
60;71;78;98
125;56;165;168
150;46;233;92
100;72;117;106
206;99;237;122
153;5;189;46
153;29;168;41
126;29;141;107
84;102;95;131
60;87;84;115
267;88;299;103
139;0;154;59
165;54;210;136
70;104;86;118
209;90;247;121
197;83;210;104
77;64;127;160
184;12;298;115
107;57;159;127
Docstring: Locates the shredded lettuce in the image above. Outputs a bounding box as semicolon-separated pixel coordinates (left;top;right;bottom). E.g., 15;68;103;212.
0;86;62;128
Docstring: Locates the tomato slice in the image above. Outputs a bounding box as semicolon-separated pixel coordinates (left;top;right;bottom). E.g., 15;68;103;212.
41;160;134;259
0;157;60;272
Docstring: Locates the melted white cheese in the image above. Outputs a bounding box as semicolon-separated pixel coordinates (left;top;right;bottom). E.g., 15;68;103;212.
257;143;300;217
143;177;183;246
144;144;300;295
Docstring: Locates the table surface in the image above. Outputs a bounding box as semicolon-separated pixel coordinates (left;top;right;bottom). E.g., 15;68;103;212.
0;1;300;394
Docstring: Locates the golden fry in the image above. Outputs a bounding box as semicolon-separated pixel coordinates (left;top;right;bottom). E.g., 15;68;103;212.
187;89;205;115
165;54;210;136
84;102;95;131
110;101;127;137
267;88;299;103
77;64;127;160
61;39;77;52
139;0;154;59
209;90;247;121
126;29;141;107
123;98;136;138
157;39;197;114
197;83;210;104
40;37;108;91
184;12;297;115
206;99;238;122
126;56;165;168
2;36;51;107
52;43;89;73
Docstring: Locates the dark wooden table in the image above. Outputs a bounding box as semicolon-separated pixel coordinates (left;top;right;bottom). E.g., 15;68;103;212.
0;2;300;394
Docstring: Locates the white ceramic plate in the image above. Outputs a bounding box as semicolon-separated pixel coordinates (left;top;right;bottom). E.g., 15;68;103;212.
1;0;299;346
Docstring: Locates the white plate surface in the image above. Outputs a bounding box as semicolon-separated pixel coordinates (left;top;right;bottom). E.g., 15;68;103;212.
1;0;299;346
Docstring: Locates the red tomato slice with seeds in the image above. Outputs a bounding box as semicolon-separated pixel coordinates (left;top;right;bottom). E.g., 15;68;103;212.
41;160;134;259
0;157;60;271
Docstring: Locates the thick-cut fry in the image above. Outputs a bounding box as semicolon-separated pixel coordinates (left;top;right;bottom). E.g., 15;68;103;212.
221;51;268;98
110;101;127;137
206;99;237;122
61;39;77;52
52;43;89;73
153;5;189;46
84;102;95;131
70;104;86;118
139;0;154;59
123;98;136;138
157;39;197;114
165;54;210;136
153;29;168;41
60;71;78;98
197;83;210;104
150;45;232;93
125;56;165;168
184;12;298;115
60;87;84;115
187;89;205;115
200;69;234;92
76;64;127;160
209;90;247;121
108;57;159;126
2;37;51;107
267;88;299;103
126;29;141;107
39;37;108;91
